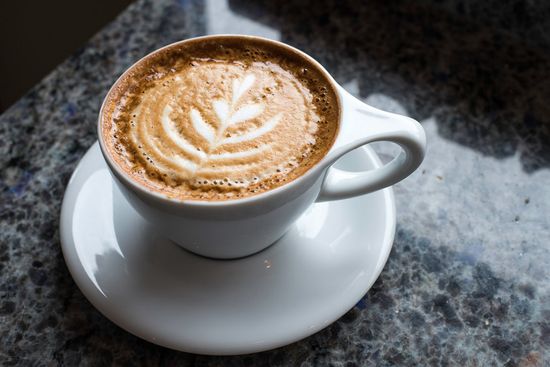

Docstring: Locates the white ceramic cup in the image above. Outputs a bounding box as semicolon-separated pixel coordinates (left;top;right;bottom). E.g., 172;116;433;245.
98;35;426;259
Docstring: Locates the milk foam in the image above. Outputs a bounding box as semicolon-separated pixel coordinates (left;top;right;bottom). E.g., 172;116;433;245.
128;61;319;190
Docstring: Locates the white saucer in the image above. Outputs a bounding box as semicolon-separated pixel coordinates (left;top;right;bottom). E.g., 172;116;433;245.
60;142;396;355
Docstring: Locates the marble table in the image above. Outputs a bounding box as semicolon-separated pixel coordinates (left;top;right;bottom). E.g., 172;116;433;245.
1;0;548;365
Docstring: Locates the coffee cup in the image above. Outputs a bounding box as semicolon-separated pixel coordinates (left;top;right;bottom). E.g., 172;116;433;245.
98;35;426;259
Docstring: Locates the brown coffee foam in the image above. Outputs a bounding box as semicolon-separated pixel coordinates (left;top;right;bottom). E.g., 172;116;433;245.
102;37;339;201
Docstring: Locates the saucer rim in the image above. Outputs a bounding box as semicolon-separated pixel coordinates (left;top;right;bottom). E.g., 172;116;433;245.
60;141;396;355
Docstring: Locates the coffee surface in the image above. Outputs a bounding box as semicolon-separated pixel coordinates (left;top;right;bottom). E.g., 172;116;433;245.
102;37;339;201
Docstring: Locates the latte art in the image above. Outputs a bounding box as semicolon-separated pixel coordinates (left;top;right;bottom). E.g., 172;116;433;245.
102;38;339;200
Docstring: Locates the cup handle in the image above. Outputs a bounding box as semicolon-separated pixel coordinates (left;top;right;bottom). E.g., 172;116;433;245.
316;88;426;202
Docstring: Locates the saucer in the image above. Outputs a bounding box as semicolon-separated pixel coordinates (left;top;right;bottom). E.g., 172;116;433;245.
60;142;396;355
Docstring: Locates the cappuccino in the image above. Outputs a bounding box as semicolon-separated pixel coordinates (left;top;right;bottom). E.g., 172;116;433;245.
101;37;339;200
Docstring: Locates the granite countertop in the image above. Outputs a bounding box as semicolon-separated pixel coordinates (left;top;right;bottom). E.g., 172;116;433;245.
1;0;549;365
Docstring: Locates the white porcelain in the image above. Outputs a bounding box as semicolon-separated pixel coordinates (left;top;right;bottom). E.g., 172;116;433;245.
60;142;396;355
97;35;425;259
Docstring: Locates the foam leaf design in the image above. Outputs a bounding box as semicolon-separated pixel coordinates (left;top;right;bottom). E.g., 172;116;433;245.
161;105;206;160
190;108;215;144
213;100;229;123
223;113;282;145
232;74;256;104
229;104;264;125
159;73;282;175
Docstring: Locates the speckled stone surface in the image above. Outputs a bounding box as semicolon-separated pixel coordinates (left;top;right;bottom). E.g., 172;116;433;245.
1;0;549;365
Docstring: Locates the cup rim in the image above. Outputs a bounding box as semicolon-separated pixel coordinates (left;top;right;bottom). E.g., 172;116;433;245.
97;34;342;207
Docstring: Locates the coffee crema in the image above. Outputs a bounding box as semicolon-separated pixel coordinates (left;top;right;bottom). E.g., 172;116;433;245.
101;37;339;201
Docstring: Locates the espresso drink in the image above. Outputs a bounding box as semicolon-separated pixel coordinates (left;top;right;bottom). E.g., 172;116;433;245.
101;37;339;201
